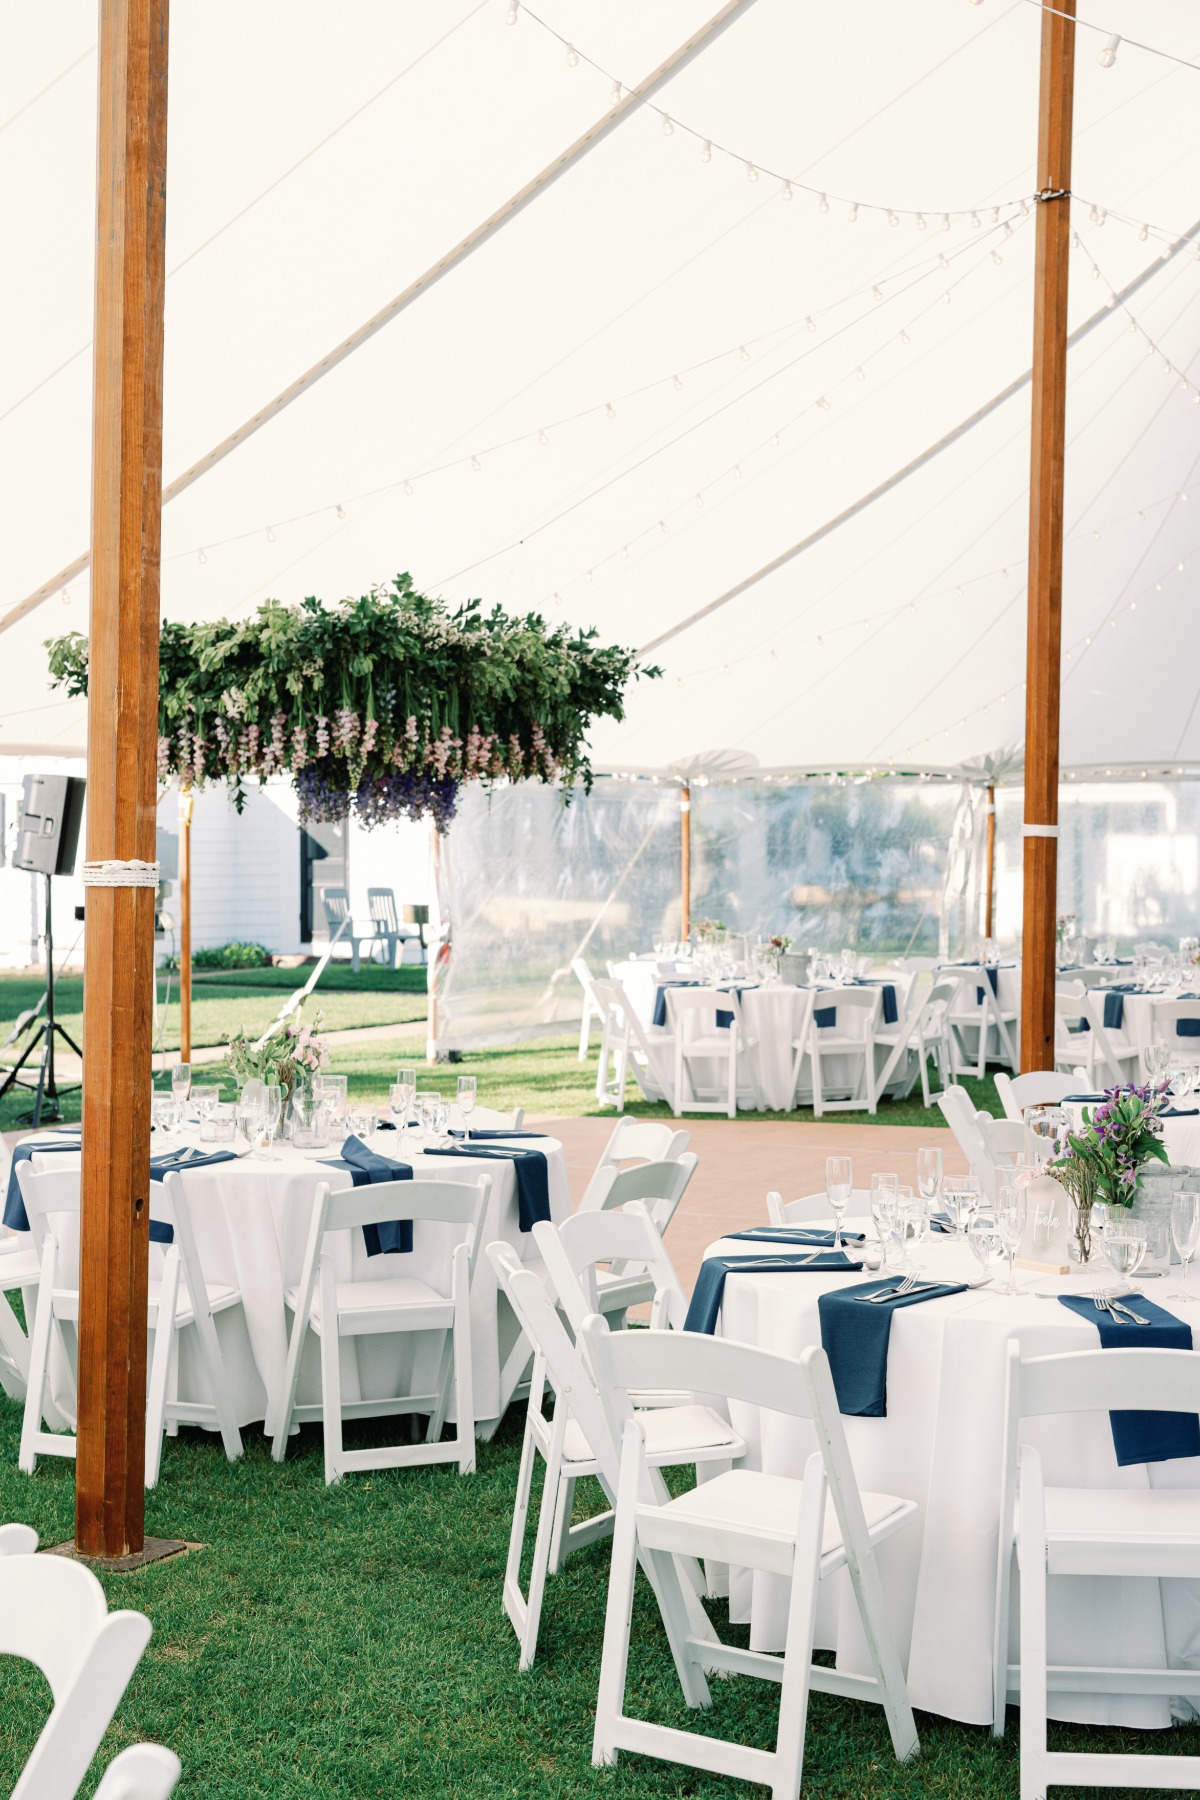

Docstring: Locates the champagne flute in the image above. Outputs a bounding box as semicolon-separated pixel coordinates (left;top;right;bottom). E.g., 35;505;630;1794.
172;1061;192;1105
825;1155;852;1253
916;1147;943;1222
457;1075;477;1134
393;1067;416;1133
1169;1190;1200;1299
995;1183;1027;1294
870;1173;899;1270
262;1083;283;1161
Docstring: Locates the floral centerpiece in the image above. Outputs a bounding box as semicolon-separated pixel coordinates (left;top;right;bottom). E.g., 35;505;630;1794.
766;934;791;955
1051;1082;1170;1257
46;576;655;832
225;1010;329;1100
693;918;726;944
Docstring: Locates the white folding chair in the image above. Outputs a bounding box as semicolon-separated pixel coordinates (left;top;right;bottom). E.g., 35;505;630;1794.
992;1343;1200;1795
765;1191;836;1228
973;1113;1028;1200
574;1156;697;1318
486;1243;741;1672
875;973;959;1108
17;1167;243;1487
666;987;762;1118
806;986;881;1117
0;1216;40;1400
585;1326;920;1793
994;1069;1079;1121
936;1085;990;1184
592;978;675;1111
783;988;815;1109
571;955;605;1063
93;1745;182;1800
461;1104;526;1130
587;1116;691;1185
0;1545;158;1800
949;969;1019;1076
1149;998;1200;1075
533;1201;689;1339
271;1175;490;1484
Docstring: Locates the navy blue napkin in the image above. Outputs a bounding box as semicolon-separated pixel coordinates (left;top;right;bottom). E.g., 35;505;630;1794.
423;1142;549;1232
814;1005;837;1028
4;1136;81;1232
976;966;1000;1003
147;1148;238;1243
652;981;699;1027
684;1251;862;1335
852;980;898;1025
1057;1294;1200;1465
723;1226;866;1246
321;1135;414;1256
930;1213;955;1234
1176;1019;1200;1038
1163;1107;1200;1117
818;1276;968;1416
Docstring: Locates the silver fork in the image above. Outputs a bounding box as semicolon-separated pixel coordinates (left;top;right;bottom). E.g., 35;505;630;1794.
857;1272;923;1304
1096;1293;1149;1325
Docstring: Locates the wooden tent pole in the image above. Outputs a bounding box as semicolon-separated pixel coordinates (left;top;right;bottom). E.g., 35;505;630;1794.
680;783;691;941
178;786;193;1062
76;0;169;1559
984;783;996;941
1019;0;1076;1076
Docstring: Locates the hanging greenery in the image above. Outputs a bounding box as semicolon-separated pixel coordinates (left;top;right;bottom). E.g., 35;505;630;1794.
46;575;656;831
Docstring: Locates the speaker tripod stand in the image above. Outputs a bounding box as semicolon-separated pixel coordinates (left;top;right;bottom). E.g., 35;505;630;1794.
0;874;82;1127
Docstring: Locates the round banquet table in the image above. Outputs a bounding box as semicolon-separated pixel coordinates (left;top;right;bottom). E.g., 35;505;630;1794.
23;1128;570;1436
701;1218;1200;1728
610;961;916;1111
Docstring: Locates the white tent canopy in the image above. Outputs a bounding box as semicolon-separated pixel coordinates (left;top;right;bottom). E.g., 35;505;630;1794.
2;0;1199;776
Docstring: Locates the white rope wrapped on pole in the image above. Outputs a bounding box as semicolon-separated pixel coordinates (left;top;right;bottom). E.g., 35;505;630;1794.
81;859;160;887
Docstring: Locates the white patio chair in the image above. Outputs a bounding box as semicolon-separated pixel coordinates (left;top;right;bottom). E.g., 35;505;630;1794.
0;1543;156;1800
992;1342;1200;1795
875;973;959;1108
486;1243;741;1672
974;1113;1028;1200
366;886;404;968
584;1325;920;1792
805;985;881;1117
949;969;1019;1076
936;1085;990;1184
320;887;370;973
765;1191;836;1228
94;1744;182;1800
534;1201;688;1338
271;1175;490;1484
0;1218;40;1400
666;987;762;1118
592;978;675;1111
993;1069;1079;1121
577;1153;697;1237
17;1167;244;1487
589;1116;691;1181
571;955;605;1063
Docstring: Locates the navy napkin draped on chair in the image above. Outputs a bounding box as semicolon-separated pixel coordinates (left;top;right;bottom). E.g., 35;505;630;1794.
4;1135;81;1232
683;1251;863;1335
818;1277;968;1416
4;1139;236;1244
1057;1294;1200;1464
423;1142;550;1232
813;981;898;1029
321;1134;414;1256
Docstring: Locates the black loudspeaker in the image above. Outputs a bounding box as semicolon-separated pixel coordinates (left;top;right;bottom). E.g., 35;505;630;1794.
13;774;86;877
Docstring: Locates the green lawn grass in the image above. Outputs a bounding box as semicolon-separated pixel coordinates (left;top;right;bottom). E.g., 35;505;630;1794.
0;1402;1192;1797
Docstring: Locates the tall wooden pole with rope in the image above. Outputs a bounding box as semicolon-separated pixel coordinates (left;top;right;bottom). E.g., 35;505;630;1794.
680;783;692;941
1020;0;1076;1074
76;0;169;1558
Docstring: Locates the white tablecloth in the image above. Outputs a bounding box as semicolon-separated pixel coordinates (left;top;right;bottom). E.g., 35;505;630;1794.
23;1131;570;1434
704;1221;1200;1727
610;963;916;1111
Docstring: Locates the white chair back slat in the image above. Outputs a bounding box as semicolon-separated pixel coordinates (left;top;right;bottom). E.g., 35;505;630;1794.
994;1070;1078;1120
766;1191;831;1227
534;1203;688;1335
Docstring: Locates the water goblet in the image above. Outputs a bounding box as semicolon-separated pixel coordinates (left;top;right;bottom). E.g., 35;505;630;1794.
1103;1225;1147;1286
171;1062;191;1105
942;1175;982;1234
190;1084;219;1123
1169;1190;1200;1299
967;1212;1004;1282
825;1155;852;1253
152;1094;178;1139
416;1089;441;1142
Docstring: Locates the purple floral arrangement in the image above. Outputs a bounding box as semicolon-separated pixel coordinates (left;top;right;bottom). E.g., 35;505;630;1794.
1054;1080;1170;1206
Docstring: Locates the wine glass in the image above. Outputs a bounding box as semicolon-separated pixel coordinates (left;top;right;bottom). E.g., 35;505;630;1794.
995;1184;1027;1294
1145;1038;1172;1084
425;1092;449;1143
191;1084;219;1123
151;1094;178;1140
825;1155;852;1252
172;1062;191;1105
1169;1190;1200;1299
1103;1225;1147;1286
916;1147;943;1217
967;1211;1004;1282
347;1105;375;1145
457;1075;477;1134
261;1083;283;1161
